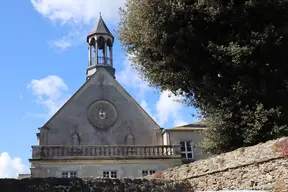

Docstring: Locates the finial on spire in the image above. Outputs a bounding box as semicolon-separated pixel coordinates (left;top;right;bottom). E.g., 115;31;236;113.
100;12;101;17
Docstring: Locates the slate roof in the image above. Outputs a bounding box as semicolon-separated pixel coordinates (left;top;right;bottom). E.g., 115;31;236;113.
88;16;114;38
165;121;207;131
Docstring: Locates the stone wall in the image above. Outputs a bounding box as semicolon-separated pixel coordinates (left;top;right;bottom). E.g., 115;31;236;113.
154;137;288;191
0;178;191;192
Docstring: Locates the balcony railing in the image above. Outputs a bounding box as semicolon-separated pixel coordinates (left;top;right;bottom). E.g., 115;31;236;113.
31;145;181;160
90;56;112;66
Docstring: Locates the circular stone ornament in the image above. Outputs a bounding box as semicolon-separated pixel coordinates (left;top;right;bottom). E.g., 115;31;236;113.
88;100;118;129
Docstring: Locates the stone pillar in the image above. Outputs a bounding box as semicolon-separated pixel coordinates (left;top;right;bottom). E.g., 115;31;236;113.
94;39;98;65
109;46;113;66
88;45;91;66
104;42;107;65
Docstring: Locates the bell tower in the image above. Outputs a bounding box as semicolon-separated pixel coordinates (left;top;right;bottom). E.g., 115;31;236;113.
86;15;115;80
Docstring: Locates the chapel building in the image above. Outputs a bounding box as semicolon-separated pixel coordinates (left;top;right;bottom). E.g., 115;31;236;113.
29;16;210;179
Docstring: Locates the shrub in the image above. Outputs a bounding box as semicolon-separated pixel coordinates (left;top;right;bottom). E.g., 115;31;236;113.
151;171;164;179
272;139;288;158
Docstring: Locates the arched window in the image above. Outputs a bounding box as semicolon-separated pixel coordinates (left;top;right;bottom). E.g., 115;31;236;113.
97;36;105;50
106;38;113;47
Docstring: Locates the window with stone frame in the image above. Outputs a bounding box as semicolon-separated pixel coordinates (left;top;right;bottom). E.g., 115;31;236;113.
62;171;77;178
142;170;156;176
180;141;194;159
102;171;118;178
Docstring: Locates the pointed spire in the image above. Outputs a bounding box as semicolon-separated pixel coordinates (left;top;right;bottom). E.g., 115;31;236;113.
88;14;114;39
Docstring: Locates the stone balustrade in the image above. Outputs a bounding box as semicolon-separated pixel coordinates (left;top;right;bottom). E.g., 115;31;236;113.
31;145;181;160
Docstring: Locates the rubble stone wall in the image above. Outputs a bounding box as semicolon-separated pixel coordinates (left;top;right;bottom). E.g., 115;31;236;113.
158;137;288;191
0;178;191;192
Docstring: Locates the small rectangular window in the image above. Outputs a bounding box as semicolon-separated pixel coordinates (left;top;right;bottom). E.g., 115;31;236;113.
62;172;68;178
110;171;117;178
62;171;77;178
180;141;194;159
149;170;156;175
102;171;118;178
70;171;77;178
142;170;156;176
142;170;148;176
103;171;110;178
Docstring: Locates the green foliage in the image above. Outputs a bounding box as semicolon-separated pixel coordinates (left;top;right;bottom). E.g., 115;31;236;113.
118;0;288;154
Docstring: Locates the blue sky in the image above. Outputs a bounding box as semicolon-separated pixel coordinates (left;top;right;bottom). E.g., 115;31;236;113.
0;0;197;178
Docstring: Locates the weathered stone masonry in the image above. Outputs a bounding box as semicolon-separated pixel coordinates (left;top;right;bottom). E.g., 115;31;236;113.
0;178;191;192
158;137;288;191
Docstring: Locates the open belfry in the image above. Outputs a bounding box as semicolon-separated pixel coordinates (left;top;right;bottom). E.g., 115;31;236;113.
29;16;208;178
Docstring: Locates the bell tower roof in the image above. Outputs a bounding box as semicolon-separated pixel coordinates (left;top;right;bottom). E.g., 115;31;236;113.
86;15;115;80
87;14;114;41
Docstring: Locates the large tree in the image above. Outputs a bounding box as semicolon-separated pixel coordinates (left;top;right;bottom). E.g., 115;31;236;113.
118;0;288;154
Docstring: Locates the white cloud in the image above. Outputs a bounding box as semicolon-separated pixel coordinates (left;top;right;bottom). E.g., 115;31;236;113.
52;39;71;49
117;56;189;127
173;119;189;127
31;0;125;48
27;75;70;118
117;57;151;99
0;152;29;178
155;90;187;127
50;29;83;50
31;0;125;25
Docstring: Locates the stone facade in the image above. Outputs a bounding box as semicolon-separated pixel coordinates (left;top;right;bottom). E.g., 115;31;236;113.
28;16;209;179
30;159;181;178
151;137;288;191
163;126;211;161
30;66;183;178
37;68;162;146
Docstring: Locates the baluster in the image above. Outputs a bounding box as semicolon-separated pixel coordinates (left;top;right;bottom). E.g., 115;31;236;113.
44;147;47;157
70;146;73;156
46;147;49;157
104;147;107;156
163;146;167;155
49;147;51;156
125;146;127;156
113;146;116;156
